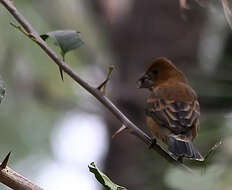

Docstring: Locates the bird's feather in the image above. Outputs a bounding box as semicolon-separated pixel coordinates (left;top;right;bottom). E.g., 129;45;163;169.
146;85;200;135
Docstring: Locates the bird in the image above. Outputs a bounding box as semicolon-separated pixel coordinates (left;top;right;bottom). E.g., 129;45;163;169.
137;57;204;161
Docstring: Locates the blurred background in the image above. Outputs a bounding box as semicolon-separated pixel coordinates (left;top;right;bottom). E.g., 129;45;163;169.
0;0;232;189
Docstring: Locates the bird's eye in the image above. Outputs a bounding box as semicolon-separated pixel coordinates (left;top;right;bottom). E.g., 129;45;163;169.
152;70;158;75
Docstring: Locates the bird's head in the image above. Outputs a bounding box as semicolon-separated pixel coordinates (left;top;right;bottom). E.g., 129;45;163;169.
137;57;188;89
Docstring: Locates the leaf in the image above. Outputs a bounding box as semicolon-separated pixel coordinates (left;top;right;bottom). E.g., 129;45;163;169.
88;162;127;190
40;30;83;55
190;141;222;172
0;77;6;104
40;30;84;80
203;140;222;164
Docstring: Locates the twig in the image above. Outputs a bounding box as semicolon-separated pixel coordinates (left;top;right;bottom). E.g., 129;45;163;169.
0;166;43;190
0;1;192;187
97;66;114;95
0;152;43;190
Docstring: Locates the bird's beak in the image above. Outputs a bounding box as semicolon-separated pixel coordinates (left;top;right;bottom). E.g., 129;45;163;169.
137;74;145;88
137;74;152;89
137;79;142;88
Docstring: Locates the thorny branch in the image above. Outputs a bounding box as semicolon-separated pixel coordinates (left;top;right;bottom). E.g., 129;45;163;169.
0;152;43;190
0;0;193;189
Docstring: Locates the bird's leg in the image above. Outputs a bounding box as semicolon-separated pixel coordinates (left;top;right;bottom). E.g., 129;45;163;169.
149;138;157;149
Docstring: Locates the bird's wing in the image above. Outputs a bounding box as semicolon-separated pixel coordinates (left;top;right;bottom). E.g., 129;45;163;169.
146;98;200;134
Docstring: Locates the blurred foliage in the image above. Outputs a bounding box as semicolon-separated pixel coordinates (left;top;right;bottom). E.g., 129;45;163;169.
165;164;224;190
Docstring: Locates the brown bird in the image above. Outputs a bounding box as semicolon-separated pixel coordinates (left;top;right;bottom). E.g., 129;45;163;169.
137;57;203;161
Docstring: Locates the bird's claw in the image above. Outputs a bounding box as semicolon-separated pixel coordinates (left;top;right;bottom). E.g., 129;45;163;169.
149;138;157;149
177;156;184;163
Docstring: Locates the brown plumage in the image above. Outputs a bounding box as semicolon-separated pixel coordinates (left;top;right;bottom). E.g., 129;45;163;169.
138;57;203;161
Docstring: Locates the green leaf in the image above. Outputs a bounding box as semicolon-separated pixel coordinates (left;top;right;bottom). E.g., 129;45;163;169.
202;140;222;169
88;162;127;190
204;141;222;162
0;77;6;104
40;30;84;55
40;30;84;81
190;140;222;172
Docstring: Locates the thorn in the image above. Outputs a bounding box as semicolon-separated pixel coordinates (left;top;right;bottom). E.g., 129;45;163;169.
0;152;11;170
97;79;107;90
112;125;127;139
59;66;64;81
59;53;65;81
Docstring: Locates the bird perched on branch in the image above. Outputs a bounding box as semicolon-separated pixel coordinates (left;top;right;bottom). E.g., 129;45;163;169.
137;57;203;161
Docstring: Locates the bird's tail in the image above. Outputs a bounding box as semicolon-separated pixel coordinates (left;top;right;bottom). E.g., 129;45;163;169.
168;135;204;161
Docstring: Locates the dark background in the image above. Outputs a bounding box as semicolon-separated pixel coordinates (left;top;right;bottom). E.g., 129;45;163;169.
0;0;232;189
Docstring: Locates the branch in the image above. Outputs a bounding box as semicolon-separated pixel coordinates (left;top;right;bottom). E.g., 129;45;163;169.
0;152;43;190
0;0;184;164
0;0;192;185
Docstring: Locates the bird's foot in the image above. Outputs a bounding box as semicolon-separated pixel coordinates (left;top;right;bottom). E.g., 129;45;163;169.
177;156;184;163
149;138;157;149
